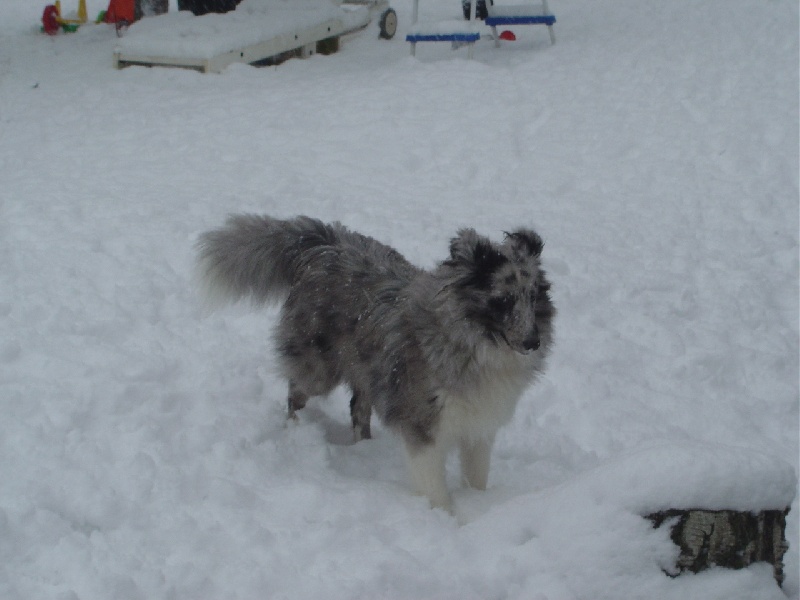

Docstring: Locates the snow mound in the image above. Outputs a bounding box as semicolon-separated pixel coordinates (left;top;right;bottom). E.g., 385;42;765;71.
545;442;797;514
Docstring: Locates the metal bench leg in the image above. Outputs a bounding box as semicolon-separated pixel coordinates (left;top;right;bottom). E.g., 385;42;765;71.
542;0;556;44
490;25;500;47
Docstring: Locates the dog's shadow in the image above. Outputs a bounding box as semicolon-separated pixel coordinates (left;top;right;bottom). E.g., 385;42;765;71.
299;404;356;446
288;402;536;520
294;401;407;486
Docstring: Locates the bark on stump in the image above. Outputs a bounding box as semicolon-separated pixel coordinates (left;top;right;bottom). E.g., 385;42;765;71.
647;508;790;586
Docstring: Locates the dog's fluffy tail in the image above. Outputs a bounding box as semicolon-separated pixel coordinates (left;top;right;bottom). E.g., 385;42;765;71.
195;214;337;309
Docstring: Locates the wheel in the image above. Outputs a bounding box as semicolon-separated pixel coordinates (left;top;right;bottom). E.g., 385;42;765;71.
461;0;491;20
378;8;397;40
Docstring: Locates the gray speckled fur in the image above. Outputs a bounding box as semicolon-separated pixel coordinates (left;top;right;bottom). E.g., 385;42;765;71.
196;214;555;511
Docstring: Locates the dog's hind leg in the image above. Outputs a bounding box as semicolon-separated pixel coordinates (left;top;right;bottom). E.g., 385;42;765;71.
350;389;372;441
459;435;494;490
287;380;309;421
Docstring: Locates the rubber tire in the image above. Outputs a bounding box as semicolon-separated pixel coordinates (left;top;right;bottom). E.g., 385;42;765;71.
378;8;397;39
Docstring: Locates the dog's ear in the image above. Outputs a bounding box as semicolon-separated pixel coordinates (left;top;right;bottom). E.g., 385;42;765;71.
504;228;544;258
447;229;508;289
448;228;480;262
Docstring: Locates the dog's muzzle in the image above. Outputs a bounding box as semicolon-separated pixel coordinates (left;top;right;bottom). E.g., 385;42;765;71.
522;327;540;352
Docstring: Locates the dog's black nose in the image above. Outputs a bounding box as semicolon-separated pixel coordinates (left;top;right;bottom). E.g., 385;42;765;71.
522;331;540;351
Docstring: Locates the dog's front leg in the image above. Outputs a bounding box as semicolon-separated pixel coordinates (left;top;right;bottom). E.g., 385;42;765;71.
459;435;494;490
404;439;452;512
287;380;308;421
350;389;372;441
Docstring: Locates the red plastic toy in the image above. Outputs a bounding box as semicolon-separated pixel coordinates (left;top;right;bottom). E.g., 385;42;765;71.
103;0;135;24
41;4;60;35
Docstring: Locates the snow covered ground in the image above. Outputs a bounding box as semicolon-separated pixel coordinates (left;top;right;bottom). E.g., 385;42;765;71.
1;0;798;598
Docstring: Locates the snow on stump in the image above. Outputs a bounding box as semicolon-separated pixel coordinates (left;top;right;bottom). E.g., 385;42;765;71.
578;443;796;588
647;507;790;585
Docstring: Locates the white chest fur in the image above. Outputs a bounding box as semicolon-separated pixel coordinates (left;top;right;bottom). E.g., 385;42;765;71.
437;352;534;444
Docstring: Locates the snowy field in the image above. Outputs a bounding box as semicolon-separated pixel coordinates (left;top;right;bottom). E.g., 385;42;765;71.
1;0;798;598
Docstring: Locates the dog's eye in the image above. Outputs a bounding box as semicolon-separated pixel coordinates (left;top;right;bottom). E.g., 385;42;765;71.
489;295;515;315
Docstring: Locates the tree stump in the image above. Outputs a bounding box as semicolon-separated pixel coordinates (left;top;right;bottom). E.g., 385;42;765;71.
647;508;790;586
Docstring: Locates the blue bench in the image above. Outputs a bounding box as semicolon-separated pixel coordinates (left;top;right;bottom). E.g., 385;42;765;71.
405;32;481;43
406;26;481;57
484;14;555;27
485;3;556;46
405;0;556;58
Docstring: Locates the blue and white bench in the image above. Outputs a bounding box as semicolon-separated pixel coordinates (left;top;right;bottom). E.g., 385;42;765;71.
405;0;556;58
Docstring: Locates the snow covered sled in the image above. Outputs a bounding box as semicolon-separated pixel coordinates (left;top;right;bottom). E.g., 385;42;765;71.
113;0;397;73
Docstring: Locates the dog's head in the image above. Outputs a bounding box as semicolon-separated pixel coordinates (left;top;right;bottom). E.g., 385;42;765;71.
442;227;554;355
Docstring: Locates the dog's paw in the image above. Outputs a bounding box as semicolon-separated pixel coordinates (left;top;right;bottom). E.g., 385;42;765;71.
427;492;455;515
285;411;300;428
